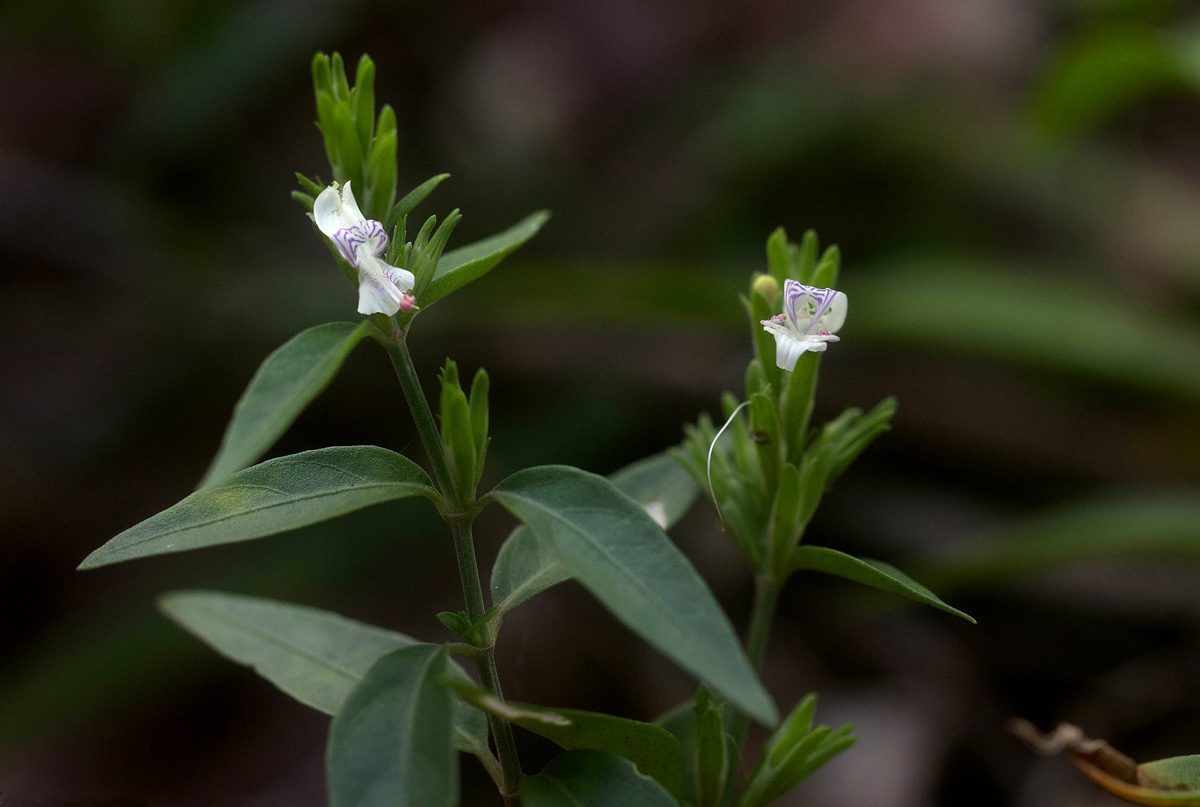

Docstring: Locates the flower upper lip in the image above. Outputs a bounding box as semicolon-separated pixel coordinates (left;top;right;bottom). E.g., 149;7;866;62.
759;280;847;370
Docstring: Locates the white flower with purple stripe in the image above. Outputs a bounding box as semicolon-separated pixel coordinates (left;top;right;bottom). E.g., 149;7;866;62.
760;280;847;370
313;182;415;316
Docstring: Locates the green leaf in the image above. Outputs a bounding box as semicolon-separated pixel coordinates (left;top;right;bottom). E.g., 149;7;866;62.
693;686;728;807
453;683;685;799
352;55;375;152
489;450;701;616
1071;750;1200;805
783;351;819;464
748;392;781;494
523;751;678;807
468;369;490;483
80;447;437;569
421;210;550;307
332;102;365;188
160;590;416;714
768;463;802;570
412;211;463;299
438;359;476;500
327;645;458;807
741;694;855;807
200;322;372;488
656;702;697;804
748;290;780;392
312;52;333;97
489;527;570;619
810;245;839;289
363;131;397;222
739;693;855;807
789;545;974;623
295;172;324;196
1140;756;1200;792
766;227;790;286
796;230;818;283
384;173;450;234
489;464;777;726
156;590;487;755
330;52;350;102
608;450;703;530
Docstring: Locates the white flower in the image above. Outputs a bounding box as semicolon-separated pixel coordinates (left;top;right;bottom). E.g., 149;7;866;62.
760;280;847;370
313;182;415;316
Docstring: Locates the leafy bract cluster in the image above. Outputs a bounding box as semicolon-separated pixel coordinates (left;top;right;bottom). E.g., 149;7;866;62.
77;53;971;807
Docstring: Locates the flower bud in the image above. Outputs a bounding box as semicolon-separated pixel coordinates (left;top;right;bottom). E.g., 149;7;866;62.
399;294;416;312
752;273;779;305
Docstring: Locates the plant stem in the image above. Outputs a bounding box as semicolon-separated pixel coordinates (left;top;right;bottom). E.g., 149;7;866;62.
726;574;782;765
385;334;459;505
451;520;523;805
745;574;781;671
384;334;523;805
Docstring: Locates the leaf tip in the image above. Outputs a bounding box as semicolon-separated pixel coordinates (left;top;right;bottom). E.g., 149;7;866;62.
76;550;105;571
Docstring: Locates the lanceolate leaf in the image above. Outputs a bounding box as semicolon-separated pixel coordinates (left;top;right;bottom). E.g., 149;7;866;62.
421;211;550;306
201;321;372;489
453;683;685;799
1137;755;1200;800
489;529;569;618
608;450;702;529
80;446;437;569
790;545;974;623
489;451;700;617
523;750;678;807
327;645;458;807
489;465;777;726
157;591;487;754
657;702;698;804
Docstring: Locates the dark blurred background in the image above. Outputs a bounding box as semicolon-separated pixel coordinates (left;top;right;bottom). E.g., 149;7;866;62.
8;0;1200;804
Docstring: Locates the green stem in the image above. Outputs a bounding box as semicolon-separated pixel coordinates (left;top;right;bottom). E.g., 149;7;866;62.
726;574;782;771
385;334;459;506
384;334;523;805
745;574;781;671
451;520;523;805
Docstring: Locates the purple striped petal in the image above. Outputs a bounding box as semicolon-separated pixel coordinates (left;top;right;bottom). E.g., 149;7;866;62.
332;220;388;266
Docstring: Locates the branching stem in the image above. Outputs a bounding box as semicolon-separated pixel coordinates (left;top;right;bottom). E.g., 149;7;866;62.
384;333;523;805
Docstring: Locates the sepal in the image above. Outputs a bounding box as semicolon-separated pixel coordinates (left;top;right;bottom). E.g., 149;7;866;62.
811;244;840;289
439;359;478;503
468;368;491;487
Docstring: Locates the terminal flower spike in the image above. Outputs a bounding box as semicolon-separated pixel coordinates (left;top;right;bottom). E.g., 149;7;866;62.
760;280;847;370
314;182;415;316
